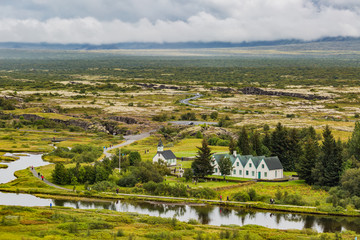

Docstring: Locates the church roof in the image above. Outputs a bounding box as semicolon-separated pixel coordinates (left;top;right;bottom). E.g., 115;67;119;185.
159;150;176;160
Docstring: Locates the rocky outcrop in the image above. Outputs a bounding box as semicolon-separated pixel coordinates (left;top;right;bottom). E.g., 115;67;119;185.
0;95;24;102
210;87;235;93
240;87;329;100
135;83;187;90
109;116;138;124
2;113;109;133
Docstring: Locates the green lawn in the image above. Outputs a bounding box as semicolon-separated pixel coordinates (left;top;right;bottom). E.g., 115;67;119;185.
122;137;228;162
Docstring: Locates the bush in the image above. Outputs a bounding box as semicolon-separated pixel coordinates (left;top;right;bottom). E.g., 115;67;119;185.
189;187;216;199
184;168;193;182
118;174;138;187
248;188;257;201
232;191;250;202
91;181;118;192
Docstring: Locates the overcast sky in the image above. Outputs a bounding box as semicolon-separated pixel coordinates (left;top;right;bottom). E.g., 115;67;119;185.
0;0;359;44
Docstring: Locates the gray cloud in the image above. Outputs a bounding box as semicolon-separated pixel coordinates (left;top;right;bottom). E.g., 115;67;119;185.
0;0;359;43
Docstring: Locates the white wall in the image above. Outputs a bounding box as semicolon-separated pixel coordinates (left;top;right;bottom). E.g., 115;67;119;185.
153;153;176;166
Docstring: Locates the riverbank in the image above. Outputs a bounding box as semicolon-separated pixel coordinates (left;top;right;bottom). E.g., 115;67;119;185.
1;205;356;240
1;168;359;219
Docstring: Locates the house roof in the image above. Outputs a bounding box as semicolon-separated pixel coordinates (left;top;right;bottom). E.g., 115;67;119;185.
250;156;265;168
264;156;283;170
213;153;283;170
159;150;176;160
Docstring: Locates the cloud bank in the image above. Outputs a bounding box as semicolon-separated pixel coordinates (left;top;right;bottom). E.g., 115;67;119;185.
0;0;359;44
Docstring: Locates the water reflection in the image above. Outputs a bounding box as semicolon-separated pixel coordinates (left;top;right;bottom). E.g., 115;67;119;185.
0;153;50;184
0;191;359;233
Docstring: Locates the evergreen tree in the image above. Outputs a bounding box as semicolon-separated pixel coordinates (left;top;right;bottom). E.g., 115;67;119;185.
262;131;271;152
307;126;317;140
286;129;302;171
52;163;68;185
297;137;318;184
313;126;343;187
348;121;360;161
218;156;233;180
250;131;262;156
228;137;236;155
271;123;290;170
191;138;214;179
237;126;251;155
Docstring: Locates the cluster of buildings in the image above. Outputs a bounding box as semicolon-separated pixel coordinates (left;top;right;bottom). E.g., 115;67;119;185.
152;139;283;180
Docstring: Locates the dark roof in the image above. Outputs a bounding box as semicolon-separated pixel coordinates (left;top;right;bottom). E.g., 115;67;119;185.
157;139;163;147
264;157;283;170
251;156;265;168
212;153;283;170
159;150;176;160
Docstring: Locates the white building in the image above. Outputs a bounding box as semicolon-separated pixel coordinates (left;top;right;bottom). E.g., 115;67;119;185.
152;139;177;166
212;151;283;180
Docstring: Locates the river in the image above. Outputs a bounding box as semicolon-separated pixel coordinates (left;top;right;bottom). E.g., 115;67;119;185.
0;153;359;233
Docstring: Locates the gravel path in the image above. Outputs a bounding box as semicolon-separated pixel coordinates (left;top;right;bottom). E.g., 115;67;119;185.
29;167;71;191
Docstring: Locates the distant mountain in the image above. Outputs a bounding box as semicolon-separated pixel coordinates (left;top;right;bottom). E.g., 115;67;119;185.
0;37;359;50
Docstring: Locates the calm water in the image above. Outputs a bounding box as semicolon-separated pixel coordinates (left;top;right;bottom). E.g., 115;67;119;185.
0;191;359;233
0;153;50;184
0;154;360;233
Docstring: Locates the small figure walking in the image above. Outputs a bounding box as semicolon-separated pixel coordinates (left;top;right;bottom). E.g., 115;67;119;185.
50;203;52;209
38;172;40;177
227;196;229;201
220;195;222;201
116;188;119;194
41;175;44;181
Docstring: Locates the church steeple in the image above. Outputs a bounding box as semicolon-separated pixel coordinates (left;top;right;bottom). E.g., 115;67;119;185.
157;139;164;152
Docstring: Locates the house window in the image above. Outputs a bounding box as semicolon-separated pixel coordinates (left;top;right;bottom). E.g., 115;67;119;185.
215;168;218;173
233;169;236;175
249;163;252;167
236;162;239;167
262;164;264;169
265;172;267;177
246;170;249;176
252;171;254;176
240;170;242;175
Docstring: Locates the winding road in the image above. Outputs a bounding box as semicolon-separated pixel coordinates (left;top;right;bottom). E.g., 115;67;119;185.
103;130;155;158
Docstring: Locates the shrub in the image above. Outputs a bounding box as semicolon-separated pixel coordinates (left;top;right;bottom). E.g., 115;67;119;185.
91;181;118;192
189;187;216;199
248;188;257;201
232;191;250;202
184;168;193;182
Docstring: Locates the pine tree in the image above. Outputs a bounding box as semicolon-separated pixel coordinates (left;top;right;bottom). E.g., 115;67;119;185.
348;121;360;161
250;131;262;156
271;123;290;170
286;128;302;171
237;126;251;155
313;126;343;187
191;138;214;179
218;156;233;180
297;137;318;184
228;137;236;155
262;131;271;152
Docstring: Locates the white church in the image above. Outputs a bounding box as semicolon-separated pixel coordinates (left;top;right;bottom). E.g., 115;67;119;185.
212;151;283;180
152;139;177;166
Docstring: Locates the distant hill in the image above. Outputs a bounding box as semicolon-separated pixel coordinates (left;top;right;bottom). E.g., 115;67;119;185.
0;37;359;51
